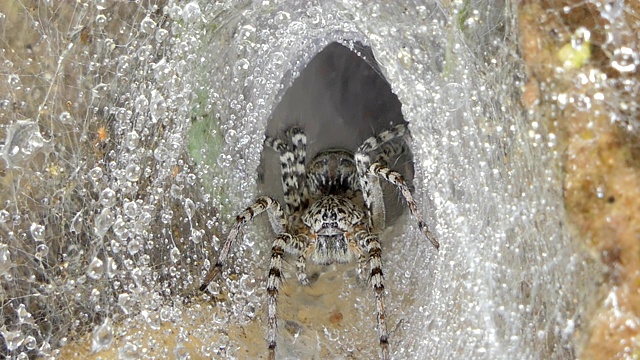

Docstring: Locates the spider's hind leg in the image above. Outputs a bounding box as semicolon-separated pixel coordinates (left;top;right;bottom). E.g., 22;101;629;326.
199;196;288;291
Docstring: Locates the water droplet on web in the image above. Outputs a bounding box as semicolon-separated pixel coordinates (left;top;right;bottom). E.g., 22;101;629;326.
611;47;638;73
15;304;33;325
89;167;103;182
59;111;73;124
288;21;305;35
134;95;149;113
23;336;36;350
0;326;24;351
91;319;113;353
441;83;466;111
116;55;132;75
118;293;132;315
99;188;117;207
170;247;181;263
30;223;45;241
0;210;8;223
125;163;140;182
95;14;107;27
7;74;21;88
1;120;50;168
123;200;139;219
119;342;139;359
115;107;131;122
70;211;83;234
174;343;189;360
0;244;12;278
155;28;169;42
127;238;142;255
137;45;153;62
125;131;140;150
87;257;104;280
182;2;201;23
94;208;114;238
599;0;624;21
35;243;48;260
150;90;167;122
141;310;160;330
184;198;195;220
160;208;173;224
154;145;168;161
140;16;156;34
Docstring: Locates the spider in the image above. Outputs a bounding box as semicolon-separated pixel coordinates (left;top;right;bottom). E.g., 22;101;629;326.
200;123;439;360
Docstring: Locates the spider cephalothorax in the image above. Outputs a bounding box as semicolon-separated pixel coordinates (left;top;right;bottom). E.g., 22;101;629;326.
200;123;438;360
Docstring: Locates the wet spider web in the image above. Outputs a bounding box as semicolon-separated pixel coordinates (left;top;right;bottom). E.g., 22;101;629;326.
2;0;636;359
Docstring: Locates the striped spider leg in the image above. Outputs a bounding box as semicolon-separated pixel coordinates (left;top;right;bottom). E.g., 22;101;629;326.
201;123;438;360
355;123;440;249
199;196;307;360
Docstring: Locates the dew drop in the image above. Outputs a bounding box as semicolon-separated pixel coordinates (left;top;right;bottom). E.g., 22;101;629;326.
0;210;8;223
174;343;189;360
95;14;107;27
154;145;168;162
118;293;132;314
155;28;169;42
99;188;117;207
150;90;167;122
59;111;73;124
182;2;202;23
140;16;156;34
89;167;103;181
123;200;139;219
35;243;49;260
16;304;34;325
611;47;638;73
184;198;195;220
91;318;114;353
134;95;149;113
119;342;139;360
125;163;141;182
0;327;24;351
30;223;45;241
170;247;181;263
94;208;114;238
87;257;104;280
23;335;36;350
127;238;142;255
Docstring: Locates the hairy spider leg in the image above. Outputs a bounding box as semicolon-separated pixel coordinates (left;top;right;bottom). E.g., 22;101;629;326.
199;196;288;291
287;127;309;210
368;162;439;250
264;127;309;214
266;232;306;360
357;229;390;360
354;124;408;231
264;136;299;214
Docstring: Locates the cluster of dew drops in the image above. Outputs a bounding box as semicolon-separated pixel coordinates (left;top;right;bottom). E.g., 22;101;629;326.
0;2;224;359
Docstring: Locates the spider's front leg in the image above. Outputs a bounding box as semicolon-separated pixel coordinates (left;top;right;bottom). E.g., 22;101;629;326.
267;231;309;358
199;196;287;290
368;162;439;250
357;228;390;360
355;124;409;231
355;123;439;250
264;127;309;213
